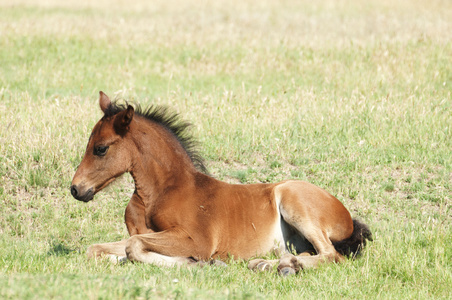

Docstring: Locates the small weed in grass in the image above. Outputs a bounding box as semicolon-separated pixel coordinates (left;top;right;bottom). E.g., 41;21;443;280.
28;169;50;187
269;161;282;169
382;180;395;192
234;170;248;183
290;168;306;179
290;157;310;166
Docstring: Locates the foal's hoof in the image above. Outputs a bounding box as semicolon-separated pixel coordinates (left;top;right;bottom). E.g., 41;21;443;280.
248;259;270;272
107;255;128;265
279;267;296;277
209;260;228;267
256;262;272;272
196;259;228;268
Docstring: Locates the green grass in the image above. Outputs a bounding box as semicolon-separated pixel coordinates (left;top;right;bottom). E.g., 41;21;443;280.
1;0;451;298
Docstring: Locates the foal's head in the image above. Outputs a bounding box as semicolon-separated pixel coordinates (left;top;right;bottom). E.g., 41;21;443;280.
71;91;207;202
70;92;136;202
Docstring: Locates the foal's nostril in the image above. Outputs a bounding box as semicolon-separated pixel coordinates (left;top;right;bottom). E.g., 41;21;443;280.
70;185;78;198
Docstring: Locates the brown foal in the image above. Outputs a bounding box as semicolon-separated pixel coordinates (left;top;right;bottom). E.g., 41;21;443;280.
70;92;372;275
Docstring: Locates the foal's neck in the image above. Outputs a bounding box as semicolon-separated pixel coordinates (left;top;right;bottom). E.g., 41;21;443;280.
129;117;198;202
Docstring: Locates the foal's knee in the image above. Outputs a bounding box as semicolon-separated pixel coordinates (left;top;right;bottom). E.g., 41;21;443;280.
332;251;346;263
125;236;141;262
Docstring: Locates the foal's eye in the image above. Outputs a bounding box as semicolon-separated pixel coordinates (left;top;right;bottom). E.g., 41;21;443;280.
94;145;109;156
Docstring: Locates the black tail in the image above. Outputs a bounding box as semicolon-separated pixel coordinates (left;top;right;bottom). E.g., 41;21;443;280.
333;219;373;258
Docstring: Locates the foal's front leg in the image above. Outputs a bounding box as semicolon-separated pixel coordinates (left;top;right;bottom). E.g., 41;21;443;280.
87;239;129;264
86;237;190;266
125;228;207;267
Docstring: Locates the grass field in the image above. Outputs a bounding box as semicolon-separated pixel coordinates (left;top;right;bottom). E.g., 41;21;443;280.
0;0;451;298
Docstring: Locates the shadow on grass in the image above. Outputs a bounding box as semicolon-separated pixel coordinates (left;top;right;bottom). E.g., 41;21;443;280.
47;240;75;256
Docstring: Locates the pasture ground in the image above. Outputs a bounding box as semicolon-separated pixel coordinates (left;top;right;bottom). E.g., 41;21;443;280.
0;0;451;298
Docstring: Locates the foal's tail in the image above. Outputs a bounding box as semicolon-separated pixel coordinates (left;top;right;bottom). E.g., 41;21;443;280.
333;219;373;258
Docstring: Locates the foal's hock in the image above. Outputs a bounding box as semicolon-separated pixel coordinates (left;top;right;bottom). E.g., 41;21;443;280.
71;91;372;274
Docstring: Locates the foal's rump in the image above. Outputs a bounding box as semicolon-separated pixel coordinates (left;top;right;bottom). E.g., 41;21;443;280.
274;180;369;257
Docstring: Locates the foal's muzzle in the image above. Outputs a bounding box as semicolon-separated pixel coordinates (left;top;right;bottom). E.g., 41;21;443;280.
70;185;94;202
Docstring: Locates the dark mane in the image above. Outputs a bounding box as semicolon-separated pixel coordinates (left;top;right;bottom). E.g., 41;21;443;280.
104;101;208;174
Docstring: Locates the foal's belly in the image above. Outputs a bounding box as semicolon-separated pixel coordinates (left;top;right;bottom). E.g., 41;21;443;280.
213;210;286;259
211;184;287;259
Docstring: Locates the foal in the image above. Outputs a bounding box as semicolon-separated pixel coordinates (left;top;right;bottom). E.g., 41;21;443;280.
71;92;372;275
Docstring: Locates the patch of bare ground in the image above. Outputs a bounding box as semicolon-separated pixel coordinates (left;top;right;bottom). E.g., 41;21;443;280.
350;165;450;225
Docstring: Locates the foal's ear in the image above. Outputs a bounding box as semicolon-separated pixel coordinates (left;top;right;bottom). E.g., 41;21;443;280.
114;105;134;135
99;91;111;113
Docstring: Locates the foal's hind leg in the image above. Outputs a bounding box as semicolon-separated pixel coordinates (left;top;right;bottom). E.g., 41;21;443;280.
275;181;354;273
87;239;128;264
276;227;345;273
248;252;312;272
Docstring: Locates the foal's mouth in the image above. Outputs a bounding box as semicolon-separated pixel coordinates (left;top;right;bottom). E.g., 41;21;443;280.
70;176;119;202
70;186;94;202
